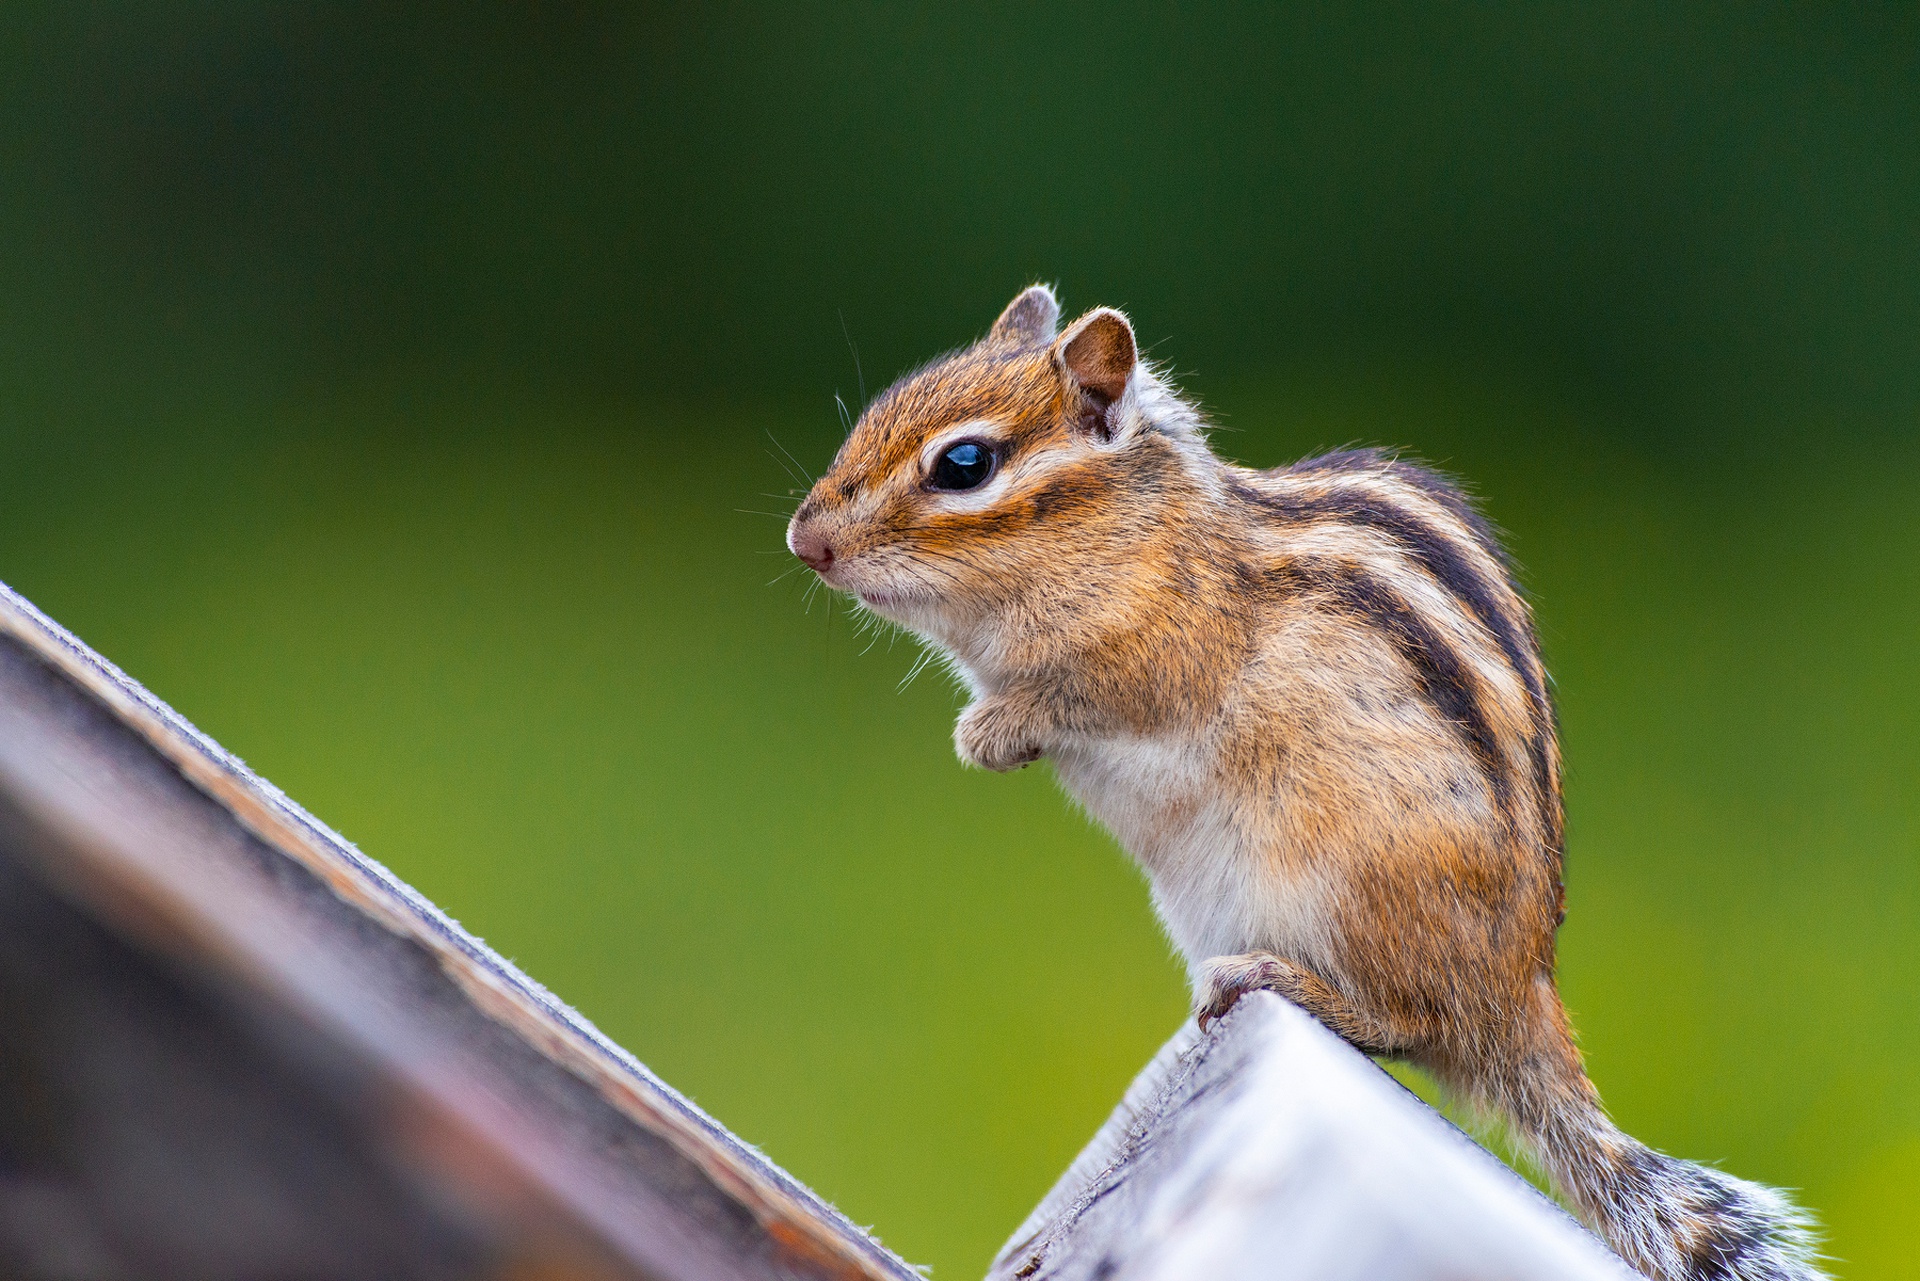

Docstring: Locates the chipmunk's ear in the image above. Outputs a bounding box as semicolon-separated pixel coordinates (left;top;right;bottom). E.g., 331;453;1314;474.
988;284;1060;346
1057;307;1136;405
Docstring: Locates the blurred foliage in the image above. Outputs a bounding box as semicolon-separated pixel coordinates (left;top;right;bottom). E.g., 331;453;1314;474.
7;2;1920;425
1;4;1917;1278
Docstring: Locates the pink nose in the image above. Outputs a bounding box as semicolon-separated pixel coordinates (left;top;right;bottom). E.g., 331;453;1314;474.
789;522;835;574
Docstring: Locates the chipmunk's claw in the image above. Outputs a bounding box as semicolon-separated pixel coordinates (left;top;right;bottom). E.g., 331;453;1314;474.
954;699;1045;772
1194;952;1290;1031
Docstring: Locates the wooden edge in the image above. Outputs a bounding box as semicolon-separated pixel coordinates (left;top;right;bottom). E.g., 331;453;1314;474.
996;1022;1204;1257
0;581;919;1281
0;746;667;1280
991;992;1643;1281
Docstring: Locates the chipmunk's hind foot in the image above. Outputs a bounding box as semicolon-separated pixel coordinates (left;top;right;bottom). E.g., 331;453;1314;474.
1194;950;1405;1056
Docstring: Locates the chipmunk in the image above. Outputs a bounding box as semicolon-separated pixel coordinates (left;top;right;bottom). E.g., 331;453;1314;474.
786;285;1820;1281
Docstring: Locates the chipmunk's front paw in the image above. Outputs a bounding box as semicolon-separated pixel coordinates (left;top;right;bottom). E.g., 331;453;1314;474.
954;699;1045;772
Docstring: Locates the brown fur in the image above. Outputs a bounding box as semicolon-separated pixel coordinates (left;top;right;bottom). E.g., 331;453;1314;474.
787;286;1820;1281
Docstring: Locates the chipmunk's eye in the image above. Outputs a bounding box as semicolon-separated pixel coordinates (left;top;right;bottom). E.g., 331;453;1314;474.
929;440;996;491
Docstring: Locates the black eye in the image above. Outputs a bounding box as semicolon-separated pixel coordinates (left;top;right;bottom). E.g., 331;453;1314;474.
929;440;996;491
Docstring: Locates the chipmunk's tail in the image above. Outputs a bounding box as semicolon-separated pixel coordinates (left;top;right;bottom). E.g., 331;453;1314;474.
1469;978;1823;1281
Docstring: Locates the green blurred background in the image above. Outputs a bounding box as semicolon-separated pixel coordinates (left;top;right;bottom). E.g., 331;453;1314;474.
2;4;1917;1276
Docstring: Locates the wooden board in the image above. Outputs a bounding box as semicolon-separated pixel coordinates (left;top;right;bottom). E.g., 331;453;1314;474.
0;582;922;1281
991;990;1643;1281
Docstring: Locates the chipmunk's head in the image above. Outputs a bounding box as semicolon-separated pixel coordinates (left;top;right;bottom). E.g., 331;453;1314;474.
787;285;1211;650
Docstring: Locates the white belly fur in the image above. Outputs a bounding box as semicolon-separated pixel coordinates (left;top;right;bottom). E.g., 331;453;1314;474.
1049;733;1332;986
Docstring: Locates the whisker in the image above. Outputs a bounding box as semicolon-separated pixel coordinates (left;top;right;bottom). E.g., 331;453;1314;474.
762;447;807;491
766;430;814;486
898;647;937;691
838;309;867;407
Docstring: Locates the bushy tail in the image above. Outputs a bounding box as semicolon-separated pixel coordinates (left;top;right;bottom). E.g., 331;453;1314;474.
1476;981;1823;1281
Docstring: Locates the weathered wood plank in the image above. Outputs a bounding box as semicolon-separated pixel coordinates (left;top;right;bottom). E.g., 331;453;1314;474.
992;991;1642;1281
0;582;920;1281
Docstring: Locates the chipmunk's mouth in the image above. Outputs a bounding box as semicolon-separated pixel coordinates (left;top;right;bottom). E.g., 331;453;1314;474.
850;580;940;619
821;556;932;618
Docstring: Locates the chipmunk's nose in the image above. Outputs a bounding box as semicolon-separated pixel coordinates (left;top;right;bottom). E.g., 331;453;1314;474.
788;520;835;574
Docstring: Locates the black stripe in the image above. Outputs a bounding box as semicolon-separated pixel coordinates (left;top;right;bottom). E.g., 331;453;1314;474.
1533;718;1564;859
1232;472;1545;713
1237;468;1568;856
1287;449;1507;570
1255;560;1513;813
